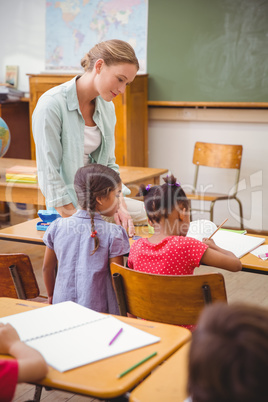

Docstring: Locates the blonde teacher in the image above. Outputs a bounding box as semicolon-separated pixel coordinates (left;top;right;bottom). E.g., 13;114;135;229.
33;39;146;236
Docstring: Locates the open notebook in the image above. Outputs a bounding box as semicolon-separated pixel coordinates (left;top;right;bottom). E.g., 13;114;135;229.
187;220;265;258
0;301;160;372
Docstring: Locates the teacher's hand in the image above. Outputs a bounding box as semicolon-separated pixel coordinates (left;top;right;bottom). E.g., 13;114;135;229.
114;200;135;237
114;209;135;237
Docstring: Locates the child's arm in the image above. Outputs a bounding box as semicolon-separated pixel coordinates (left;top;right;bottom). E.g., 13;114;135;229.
203;238;237;257
0;323;48;383
42;246;58;304
201;239;242;272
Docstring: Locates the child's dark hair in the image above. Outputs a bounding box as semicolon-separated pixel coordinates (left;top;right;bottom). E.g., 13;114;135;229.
188;303;268;402
138;175;189;224
74;164;121;255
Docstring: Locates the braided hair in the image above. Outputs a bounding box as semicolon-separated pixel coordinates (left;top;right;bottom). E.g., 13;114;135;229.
74;164;121;255
138;175;189;224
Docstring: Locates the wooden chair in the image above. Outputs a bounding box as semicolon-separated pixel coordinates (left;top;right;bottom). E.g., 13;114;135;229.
0;253;47;402
0;253;47;301
110;263;227;326
186;142;244;229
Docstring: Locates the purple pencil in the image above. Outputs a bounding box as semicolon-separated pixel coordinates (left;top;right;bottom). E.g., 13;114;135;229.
109;328;123;346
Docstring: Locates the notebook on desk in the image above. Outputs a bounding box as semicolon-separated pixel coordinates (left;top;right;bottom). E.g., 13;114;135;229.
212;230;265;258
0;301;160;372
187;220;265;258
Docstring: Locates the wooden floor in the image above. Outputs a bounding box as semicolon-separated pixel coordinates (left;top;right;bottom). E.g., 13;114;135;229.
2;224;268;401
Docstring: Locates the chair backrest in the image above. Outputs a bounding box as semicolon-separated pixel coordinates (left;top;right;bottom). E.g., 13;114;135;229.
192;142;243;169
192;142;243;195
110;263;227;326
0;253;40;299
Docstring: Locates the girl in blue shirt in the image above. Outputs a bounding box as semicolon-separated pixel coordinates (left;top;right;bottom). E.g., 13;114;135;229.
42;164;130;314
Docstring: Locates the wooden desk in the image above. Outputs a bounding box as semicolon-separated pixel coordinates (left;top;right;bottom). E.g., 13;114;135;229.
240;233;268;275
1;222;267;275
0;297;191;399
130;342;191;402
0;158;168;205
0;220;149;246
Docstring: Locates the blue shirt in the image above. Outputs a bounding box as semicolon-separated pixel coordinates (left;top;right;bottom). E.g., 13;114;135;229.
32;76;130;209
43;209;130;314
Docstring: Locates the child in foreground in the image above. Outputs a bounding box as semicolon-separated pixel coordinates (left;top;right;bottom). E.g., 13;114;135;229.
128;175;242;274
187;303;268;402
42;164;130;314
0;323;48;402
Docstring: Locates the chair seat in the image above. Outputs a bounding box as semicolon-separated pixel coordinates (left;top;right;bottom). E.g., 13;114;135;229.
187;192;234;202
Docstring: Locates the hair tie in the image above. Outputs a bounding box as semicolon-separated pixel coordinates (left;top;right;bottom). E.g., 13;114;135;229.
146;184;152;191
167;182;180;187
91;230;97;238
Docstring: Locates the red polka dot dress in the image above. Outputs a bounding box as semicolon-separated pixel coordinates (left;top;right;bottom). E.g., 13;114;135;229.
128;236;208;275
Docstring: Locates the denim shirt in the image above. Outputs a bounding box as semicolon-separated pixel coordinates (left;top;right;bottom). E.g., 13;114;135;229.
32;76;130;209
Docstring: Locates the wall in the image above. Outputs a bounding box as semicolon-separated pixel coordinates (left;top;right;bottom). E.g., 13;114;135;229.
148;109;268;231
0;0;45;93
0;0;267;231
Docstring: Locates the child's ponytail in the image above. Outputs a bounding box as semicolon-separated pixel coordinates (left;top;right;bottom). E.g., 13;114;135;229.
138;174;190;224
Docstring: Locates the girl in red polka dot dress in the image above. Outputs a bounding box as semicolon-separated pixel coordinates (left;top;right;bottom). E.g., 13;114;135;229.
128;175;242;276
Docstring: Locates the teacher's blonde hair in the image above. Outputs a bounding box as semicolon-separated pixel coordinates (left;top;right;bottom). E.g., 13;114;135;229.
81;39;139;71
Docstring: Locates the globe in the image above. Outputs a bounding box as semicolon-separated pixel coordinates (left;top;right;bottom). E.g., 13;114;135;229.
0;117;11;157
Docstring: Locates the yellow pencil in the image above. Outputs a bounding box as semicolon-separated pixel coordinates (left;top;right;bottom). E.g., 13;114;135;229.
208;218;228;240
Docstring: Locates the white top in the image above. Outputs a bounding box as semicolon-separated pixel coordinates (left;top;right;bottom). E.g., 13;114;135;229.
83;125;102;165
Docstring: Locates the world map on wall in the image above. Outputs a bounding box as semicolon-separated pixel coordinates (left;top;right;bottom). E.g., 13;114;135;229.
46;0;148;72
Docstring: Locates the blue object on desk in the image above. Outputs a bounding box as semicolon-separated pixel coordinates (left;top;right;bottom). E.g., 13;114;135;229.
132;235;142;240
36;209;61;231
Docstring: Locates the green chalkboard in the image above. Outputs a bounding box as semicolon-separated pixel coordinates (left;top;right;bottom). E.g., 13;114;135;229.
147;0;268;103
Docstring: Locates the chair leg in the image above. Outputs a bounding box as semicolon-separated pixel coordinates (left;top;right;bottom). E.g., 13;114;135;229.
210;201;215;223
211;198;244;230
189;200;193;221
25;385;43;402
234;197;244;230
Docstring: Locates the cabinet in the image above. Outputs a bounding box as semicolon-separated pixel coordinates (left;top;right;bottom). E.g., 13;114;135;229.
28;74;148;166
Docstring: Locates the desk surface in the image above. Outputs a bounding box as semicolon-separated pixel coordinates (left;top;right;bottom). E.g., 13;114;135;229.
0;218;149;246
0;298;191;399
0;220;268;274
0;158;168;205
130;342;191;402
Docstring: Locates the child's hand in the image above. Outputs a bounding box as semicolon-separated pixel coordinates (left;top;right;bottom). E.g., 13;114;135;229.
202;238;217;249
0;323;20;354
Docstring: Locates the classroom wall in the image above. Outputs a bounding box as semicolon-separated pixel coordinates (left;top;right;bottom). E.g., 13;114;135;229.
0;0;267;231
148;112;268;231
0;0;46;93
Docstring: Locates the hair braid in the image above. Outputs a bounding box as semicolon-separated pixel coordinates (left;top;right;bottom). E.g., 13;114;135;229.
88;189;99;255
74;164;121;256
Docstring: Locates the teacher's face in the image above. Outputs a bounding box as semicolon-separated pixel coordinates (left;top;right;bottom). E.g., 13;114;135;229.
95;60;137;101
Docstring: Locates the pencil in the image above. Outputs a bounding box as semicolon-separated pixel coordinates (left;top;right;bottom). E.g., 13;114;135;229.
109;328;123;346
117;352;157;378
207;218;228;240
